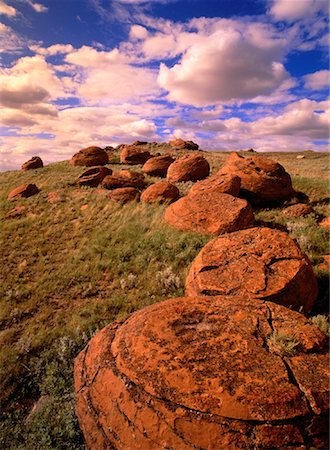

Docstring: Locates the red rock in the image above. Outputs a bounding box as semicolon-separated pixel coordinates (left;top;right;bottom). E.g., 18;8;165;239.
167;154;210;183
47;191;62;204
282;203;314;217
8;184;39;200
169;138;199;150
142;155;174;177
101;173;146;190
75;296;328;449
319;217;330;231
107;187;139;203
141;181;180;204
70;146;109;167
118;169;145;182
219;152;295;205
5;205;26;219
317;255;330;272
120;146;151;165
185;227;317;313
164;192;253;235
78;166;112;187
21;156;43;170
188;173;241;197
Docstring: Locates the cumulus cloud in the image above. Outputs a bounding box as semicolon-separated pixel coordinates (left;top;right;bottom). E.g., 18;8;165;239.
0;1;17;16
29;43;74;56
304;70;330;90
0;23;26;53
269;0;328;22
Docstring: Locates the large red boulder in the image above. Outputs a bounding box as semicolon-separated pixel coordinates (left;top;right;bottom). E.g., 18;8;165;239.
21;156;43;170
142;155;174;177
78;167;112;187
70;146;109;167
8;184;39;200
167;154;210;183
107;187;139;203
164;192;253;235
169;138;199;150
141;181;180;204
101;173;146;190
120;146;151;165
185;227;317;313
188;173;241;197
75;296;329;450
219;152;295;205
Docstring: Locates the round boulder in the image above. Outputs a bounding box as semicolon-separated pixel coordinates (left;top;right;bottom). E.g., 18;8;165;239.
167;154;210;183
78;167;112;187
219;152;295;205
70;146;109;167
164;192;253;235
188;173;241;197
8;184;39;200
142;155;174;177
186;227;317;313
75;296;329;450
169;138;199;150
107;187;139;203
141;181;180;204
21;156;43;171
120;146;151;165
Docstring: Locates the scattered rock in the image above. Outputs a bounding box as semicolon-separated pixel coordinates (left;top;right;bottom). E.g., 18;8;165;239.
101;173;146;190
319;217;330;231
142;155;174;177
141;181;180;204
78;166;112;187
185;227;317;313
80;204;89;211
70;146;109;167
47;191;62;204
107;187;139;203
317;255;330;272
167;154;210;183
169;138;199;150
282;203;314;217
120;146;151;165
5;205;26;219
165;192;253;235
8;184;39;200
75;296;328;450
131;141;148;146
21;156;43;171
188;173;241;197
219;152;295;205
296;155;305;159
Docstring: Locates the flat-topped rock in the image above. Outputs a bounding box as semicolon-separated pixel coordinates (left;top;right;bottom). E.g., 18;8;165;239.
185;227;317;313
141;181;180;204
75;296;329;450
142;155;174;177
70;146;109;167
188;173;241;197
167;154;210;183
21;156;43;171
164;192;253;235
78;167;112;187
8;184;39;200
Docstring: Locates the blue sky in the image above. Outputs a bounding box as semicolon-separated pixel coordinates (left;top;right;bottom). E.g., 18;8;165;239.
0;0;329;170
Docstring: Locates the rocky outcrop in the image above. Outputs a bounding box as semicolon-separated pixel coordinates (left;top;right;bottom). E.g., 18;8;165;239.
101;173;146;190
142;155;174;178
21;156;43;171
167;154;210;183
188;173;241;197
219;152;295;205
141;181;180;204
120;146;151;165
75;295;329;450
78;167;112;187
185;227;317;313
107;187;139;203
282;203;314;217
70;147;109;167
169;138;199;150
8;184;39;200
164;192;253;235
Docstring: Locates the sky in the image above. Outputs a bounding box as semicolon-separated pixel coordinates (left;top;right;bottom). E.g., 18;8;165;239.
0;0;329;171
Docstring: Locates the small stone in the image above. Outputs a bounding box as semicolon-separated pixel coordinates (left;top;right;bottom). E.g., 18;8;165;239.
8;184;39;200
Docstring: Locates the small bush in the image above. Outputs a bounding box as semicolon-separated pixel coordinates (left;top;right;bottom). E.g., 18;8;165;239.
267;331;299;356
310;315;330;336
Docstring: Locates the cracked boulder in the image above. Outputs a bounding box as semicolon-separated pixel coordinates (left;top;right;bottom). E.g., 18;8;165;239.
218;152;295;205
164;192;253;235
74;296;329;450
70;146;109;167
78;167;112;187
167;154;210;183
185;227;317;313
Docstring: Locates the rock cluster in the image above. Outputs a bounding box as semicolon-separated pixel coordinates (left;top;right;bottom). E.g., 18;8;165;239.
169;138;199;150
70;146;109;167
21;156;43;171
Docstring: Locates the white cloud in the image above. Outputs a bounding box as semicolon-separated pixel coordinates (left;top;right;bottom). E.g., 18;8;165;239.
304;70;330;90
0;1;17;16
129;24;148;40
269;0;328;22
29;43;74;56
0;23;25;53
23;0;48;13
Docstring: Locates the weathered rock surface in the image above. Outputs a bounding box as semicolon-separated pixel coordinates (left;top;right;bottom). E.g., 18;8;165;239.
167;154;210;183
120;146;151;165
188;173;241;197
186;227;317;313
107;187;139;203
8;184;39;200
75;296;329;450
101;173;146;190
141;181;180;204
169;138;199;150
78;167;112;187
282;203;314;217
164;192;253;235
319;217;330;231
142;155;174;177
219;152;295;205
70;146;109;167
21;156;43;171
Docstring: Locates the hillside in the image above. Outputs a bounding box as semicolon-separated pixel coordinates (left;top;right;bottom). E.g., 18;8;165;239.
0;149;329;449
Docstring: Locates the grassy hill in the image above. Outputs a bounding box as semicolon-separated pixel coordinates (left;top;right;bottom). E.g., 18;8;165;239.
0;150;329;449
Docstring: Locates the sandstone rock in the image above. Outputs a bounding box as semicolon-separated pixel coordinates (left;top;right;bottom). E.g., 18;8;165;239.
164;192;253;235
317;255;330;272
141;181;180;204
319;217;330;231
5;205;26;219
296;155;305;159
8;184;39;200
78;167;112;188
118;169;145;182
21;156;43;171
142;155;174;177
282;203;314;217
185;227;317;313
101;173;146;190
107;187;139;203
120;146;151;165
47;191;62;204
169;138;199;150
219;152;295;205
75;296;328;450
167;154;210;183
188;173;241;197
70;146;109;167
